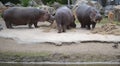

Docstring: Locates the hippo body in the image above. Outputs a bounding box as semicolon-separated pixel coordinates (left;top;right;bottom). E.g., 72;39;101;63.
2;7;50;28
55;6;76;33
76;4;102;29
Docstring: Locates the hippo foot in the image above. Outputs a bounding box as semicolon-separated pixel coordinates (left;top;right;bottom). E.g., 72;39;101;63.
81;26;85;28
8;27;14;29
29;27;33;29
86;27;91;30
67;26;70;29
58;31;62;33
62;30;66;32
35;26;39;28
91;28;95;30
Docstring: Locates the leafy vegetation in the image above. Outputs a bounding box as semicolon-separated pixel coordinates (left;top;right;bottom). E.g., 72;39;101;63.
20;0;29;7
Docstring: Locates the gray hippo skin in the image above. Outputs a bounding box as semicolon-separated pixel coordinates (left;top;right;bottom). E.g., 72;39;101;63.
2;7;50;28
76;4;102;29
0;24;3;31
55;6;76;33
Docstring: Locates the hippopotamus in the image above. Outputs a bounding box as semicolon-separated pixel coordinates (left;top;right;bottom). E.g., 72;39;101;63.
0;24;3;31
55;6;76;33
2;7;51;28
76;4;102;29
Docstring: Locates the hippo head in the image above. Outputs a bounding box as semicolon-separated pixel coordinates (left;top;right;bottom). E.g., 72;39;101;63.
42;11;50;21
47;14;55;24
40;11;55;24
90;8;102;23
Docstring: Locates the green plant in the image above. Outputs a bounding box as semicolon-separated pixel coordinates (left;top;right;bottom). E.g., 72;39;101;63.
20;0;29;7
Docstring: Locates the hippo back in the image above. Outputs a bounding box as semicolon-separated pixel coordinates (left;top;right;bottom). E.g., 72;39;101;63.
55;6;76;33
76;4;92;23
55;6;74;25
2;7;45;25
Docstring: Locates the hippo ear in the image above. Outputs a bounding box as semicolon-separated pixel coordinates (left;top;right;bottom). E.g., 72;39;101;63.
90;11;97;22
91;9;97;14
90;9;97;18
90;12;95;19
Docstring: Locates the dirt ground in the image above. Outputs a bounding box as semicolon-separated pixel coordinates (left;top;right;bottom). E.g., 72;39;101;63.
0;19;120;62
0;37;119;55
0;37;120;62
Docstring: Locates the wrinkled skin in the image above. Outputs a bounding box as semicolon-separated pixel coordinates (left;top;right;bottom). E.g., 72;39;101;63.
76;4;102;30
2;7;51;28
55;6;76;33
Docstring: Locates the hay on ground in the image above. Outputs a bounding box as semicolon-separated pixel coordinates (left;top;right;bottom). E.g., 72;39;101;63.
91;23;120;35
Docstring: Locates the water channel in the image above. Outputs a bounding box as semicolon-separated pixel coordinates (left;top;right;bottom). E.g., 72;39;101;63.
0;62;119;66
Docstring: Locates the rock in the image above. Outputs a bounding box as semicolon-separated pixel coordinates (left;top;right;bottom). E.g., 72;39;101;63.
72;0;102;13
0;1;5;8
37;5;55;15
34;0;43;5
112;42;119;49
5;2;15;7
51;2;61;9
0;1;7;13
29;0;38;7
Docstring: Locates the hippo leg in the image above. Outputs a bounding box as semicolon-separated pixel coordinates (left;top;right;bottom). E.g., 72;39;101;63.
81;22;85;28
67;25;70;29
86;24;91;30
28;23;33;28
57;24;62;33
9;23;13;29
69;22;76;28
62;25;66;32
92;22;96;29
0;24;3;30
5;22;9;28
5;21;13;29
34;22;39;28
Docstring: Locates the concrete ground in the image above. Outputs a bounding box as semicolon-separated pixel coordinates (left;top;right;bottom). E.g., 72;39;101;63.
0;18;120;62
